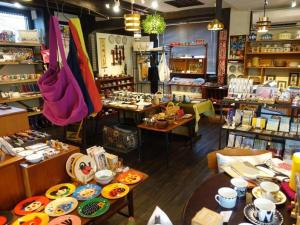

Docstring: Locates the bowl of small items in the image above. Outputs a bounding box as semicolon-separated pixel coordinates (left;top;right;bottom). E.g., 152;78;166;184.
95;169;115;185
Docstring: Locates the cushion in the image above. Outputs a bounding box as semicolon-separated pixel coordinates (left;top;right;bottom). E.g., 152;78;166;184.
216;152;273;173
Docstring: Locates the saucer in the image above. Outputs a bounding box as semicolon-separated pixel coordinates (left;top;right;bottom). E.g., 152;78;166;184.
244;203;283;225
252;187;287;205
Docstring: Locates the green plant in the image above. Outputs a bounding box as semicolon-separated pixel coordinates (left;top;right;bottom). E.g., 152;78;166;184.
142;14;166;34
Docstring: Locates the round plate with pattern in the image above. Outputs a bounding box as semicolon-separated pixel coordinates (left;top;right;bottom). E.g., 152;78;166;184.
45;183;76;199
252;187;287;205
66;153;83;178
122;36;127;45
108;35;115;44
116;170;143;185
0;211;13;225
115;35;121;44
73;155;97;184
72;184;101;201
78;197;110;218
12;213;49;225
243;203;283;225
45;197;78;217
14;196;49;215
101;183;129;199
48;215;81;225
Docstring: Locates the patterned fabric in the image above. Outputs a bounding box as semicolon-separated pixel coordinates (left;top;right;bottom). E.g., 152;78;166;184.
217;30;228;85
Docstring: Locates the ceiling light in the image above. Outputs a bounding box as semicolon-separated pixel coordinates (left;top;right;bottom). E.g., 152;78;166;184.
291;0;297;7
13;2;23;8
124;13;141;32
256;0;271;33
151;0;158;9
113;0;120;13
207;19;224;31
105;3;110;9
141;0;145;3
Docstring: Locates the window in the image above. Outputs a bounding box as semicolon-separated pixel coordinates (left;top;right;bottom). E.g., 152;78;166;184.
0;12;28;32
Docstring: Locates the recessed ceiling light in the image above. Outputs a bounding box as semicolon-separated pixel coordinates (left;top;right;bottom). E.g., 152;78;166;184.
151;0;158;9
291;0;297;7
13;2;23;8
105;3;110;9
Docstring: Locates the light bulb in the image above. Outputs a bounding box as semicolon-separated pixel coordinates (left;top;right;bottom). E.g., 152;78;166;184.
113;0;120;13
105;3;110;9
291;0;297;7
151;0;158;9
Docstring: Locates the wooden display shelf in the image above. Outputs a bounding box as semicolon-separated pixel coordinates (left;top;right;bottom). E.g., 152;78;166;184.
0;42;41;47
96;76;133;82
247;66;300;69
101;83;134;89
0;62;40;65
246;51;300;55
0;79;39;85
0;95;42;103
168;83;202;87
248;39;300;43
28;111;42;117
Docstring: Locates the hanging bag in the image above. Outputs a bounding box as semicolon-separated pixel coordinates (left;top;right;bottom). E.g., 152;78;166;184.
158;53;170;82
38;16;88;126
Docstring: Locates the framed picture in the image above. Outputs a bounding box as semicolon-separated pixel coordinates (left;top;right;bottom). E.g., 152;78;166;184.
289;73;299;86
278;81;287;90
266;75;275;81
229;35;246;60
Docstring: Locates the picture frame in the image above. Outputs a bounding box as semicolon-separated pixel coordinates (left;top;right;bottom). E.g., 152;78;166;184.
278;81;287;90
266;75;275;81
289;73;299;86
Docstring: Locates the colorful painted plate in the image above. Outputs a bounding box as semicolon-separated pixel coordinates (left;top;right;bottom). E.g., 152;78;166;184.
14;196;50;215
101;183;129;199
0;211;13;225
66;153;83;178
73;155;96;184
78;198;110;218
45;183;76;199
48;215;81;225
116;170;143;185
252;187;287;205
45;197;78;217
72;184;101;201
12;212;49;225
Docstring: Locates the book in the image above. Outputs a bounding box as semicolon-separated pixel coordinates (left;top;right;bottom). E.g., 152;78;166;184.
279;116;290;133
266;118;280;132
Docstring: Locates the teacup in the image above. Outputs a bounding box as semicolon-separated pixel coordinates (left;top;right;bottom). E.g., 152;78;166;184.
231;178;248;197
254;198;276;223
215;187;237;209
260;181;279;202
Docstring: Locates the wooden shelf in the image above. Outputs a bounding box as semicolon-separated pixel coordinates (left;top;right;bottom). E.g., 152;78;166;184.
0;95;42;104
0;62;40;65
228;59;244;61
248;39;300;43
28;111;43;117
247;66;300;69
0;79;39;85
0;42;41;47
101;83;134;90
168;83;202;87
246;51;300;55
95;76;133;82
169;44;207;47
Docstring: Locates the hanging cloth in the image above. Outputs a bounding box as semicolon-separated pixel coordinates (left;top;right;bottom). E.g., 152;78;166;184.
67;32;94;114
68;18;102;113
38;16;88;126
158;52;170;82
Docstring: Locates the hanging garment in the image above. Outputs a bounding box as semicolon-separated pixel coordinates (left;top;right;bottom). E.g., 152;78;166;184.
148;66;159;94
158;53;170;82
67;32;94;114
38;16;88;126
68;19;102;113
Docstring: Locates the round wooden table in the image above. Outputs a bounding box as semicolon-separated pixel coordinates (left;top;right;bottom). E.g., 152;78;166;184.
182;173;294;225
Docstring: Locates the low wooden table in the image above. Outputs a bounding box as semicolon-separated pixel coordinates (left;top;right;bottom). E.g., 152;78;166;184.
137;117;194;165
11;171;149;224
182;173;294;225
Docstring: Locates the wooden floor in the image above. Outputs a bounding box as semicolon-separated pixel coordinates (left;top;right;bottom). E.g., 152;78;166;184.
100;117;223;225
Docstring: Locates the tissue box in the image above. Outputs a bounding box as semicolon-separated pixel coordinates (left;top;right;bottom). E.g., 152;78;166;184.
191;207;223;225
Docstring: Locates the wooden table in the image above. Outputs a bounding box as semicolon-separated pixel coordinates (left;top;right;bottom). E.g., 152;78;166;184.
11;171;149;225
137;117;194;165
182;173;294;225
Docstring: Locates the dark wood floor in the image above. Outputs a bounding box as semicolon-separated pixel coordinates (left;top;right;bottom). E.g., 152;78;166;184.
99;117;222;225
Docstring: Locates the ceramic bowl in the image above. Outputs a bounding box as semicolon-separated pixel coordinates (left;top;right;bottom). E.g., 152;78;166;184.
25;153;44;163
95;169;114;185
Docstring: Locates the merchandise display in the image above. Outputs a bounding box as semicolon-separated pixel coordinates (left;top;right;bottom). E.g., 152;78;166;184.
77;198;110;218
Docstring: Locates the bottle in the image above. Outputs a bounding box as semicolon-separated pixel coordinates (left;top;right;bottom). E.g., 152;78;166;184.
289;152;300;191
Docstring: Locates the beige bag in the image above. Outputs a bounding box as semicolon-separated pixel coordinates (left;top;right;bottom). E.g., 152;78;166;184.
165;102;180;116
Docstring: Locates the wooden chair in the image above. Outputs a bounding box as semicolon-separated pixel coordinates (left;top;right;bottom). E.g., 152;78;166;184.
207;148;270;173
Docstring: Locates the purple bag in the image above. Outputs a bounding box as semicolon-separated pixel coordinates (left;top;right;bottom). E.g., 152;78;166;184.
38;16;88;126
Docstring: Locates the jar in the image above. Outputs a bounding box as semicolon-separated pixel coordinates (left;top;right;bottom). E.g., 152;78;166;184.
252;57;260;67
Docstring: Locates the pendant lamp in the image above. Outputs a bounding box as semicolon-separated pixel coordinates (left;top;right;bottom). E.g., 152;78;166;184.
208;0;224;31
256;0;271;33
124;1;141;32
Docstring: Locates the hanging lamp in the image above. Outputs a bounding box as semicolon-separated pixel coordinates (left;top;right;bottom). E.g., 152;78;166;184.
124;1;141;32
208;0;224;31
256;0;271;33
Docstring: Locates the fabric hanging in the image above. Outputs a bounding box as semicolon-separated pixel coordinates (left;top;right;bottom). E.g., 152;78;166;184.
38;16;88;126
68;18;102;114
67;32;94;114
158;53;170;82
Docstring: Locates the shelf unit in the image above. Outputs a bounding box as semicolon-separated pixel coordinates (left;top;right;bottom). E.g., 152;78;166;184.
244;39;300;83
0;42;41;47
0;79;39;85
0;95;42;104
95;76;134;96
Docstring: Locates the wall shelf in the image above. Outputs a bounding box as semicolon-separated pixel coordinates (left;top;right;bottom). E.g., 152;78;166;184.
248;39;300;43
246;51;300;55
0;95;42;104
0;79;39;85
0;42;41;47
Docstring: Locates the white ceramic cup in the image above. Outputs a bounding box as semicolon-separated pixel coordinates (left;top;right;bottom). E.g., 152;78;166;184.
231;178;248;197
254;198;276;223
260;181;279;202
215;187;237;209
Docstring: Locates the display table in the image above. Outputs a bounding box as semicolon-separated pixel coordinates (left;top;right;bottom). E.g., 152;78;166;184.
182;173;293;225
137;117;194;165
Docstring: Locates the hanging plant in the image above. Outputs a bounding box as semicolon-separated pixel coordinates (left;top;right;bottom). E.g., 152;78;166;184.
142;14;166;34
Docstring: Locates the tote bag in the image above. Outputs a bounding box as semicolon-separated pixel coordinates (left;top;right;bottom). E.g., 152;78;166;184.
158;53;170;82
38;16;88;126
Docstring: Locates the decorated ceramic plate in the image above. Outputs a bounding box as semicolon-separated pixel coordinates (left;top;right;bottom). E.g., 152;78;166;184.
72;184;101;201
78;197;110;218
73;155;96;184
45;183;76;199
115;35;121;44
252;187;287;205
48;215;81;225
12;213;49;225
14;196;49;215
243;203;283;225
116;170;143;185
0;211;13;225
122;36;127;45
101;183;129;199
66;153;83;178
45;197;78;217
108;35;115;44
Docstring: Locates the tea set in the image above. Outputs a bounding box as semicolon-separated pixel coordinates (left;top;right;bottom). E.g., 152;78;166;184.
215;178;285;225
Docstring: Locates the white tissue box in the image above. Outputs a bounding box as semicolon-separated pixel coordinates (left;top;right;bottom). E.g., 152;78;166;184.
191;207;223;225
